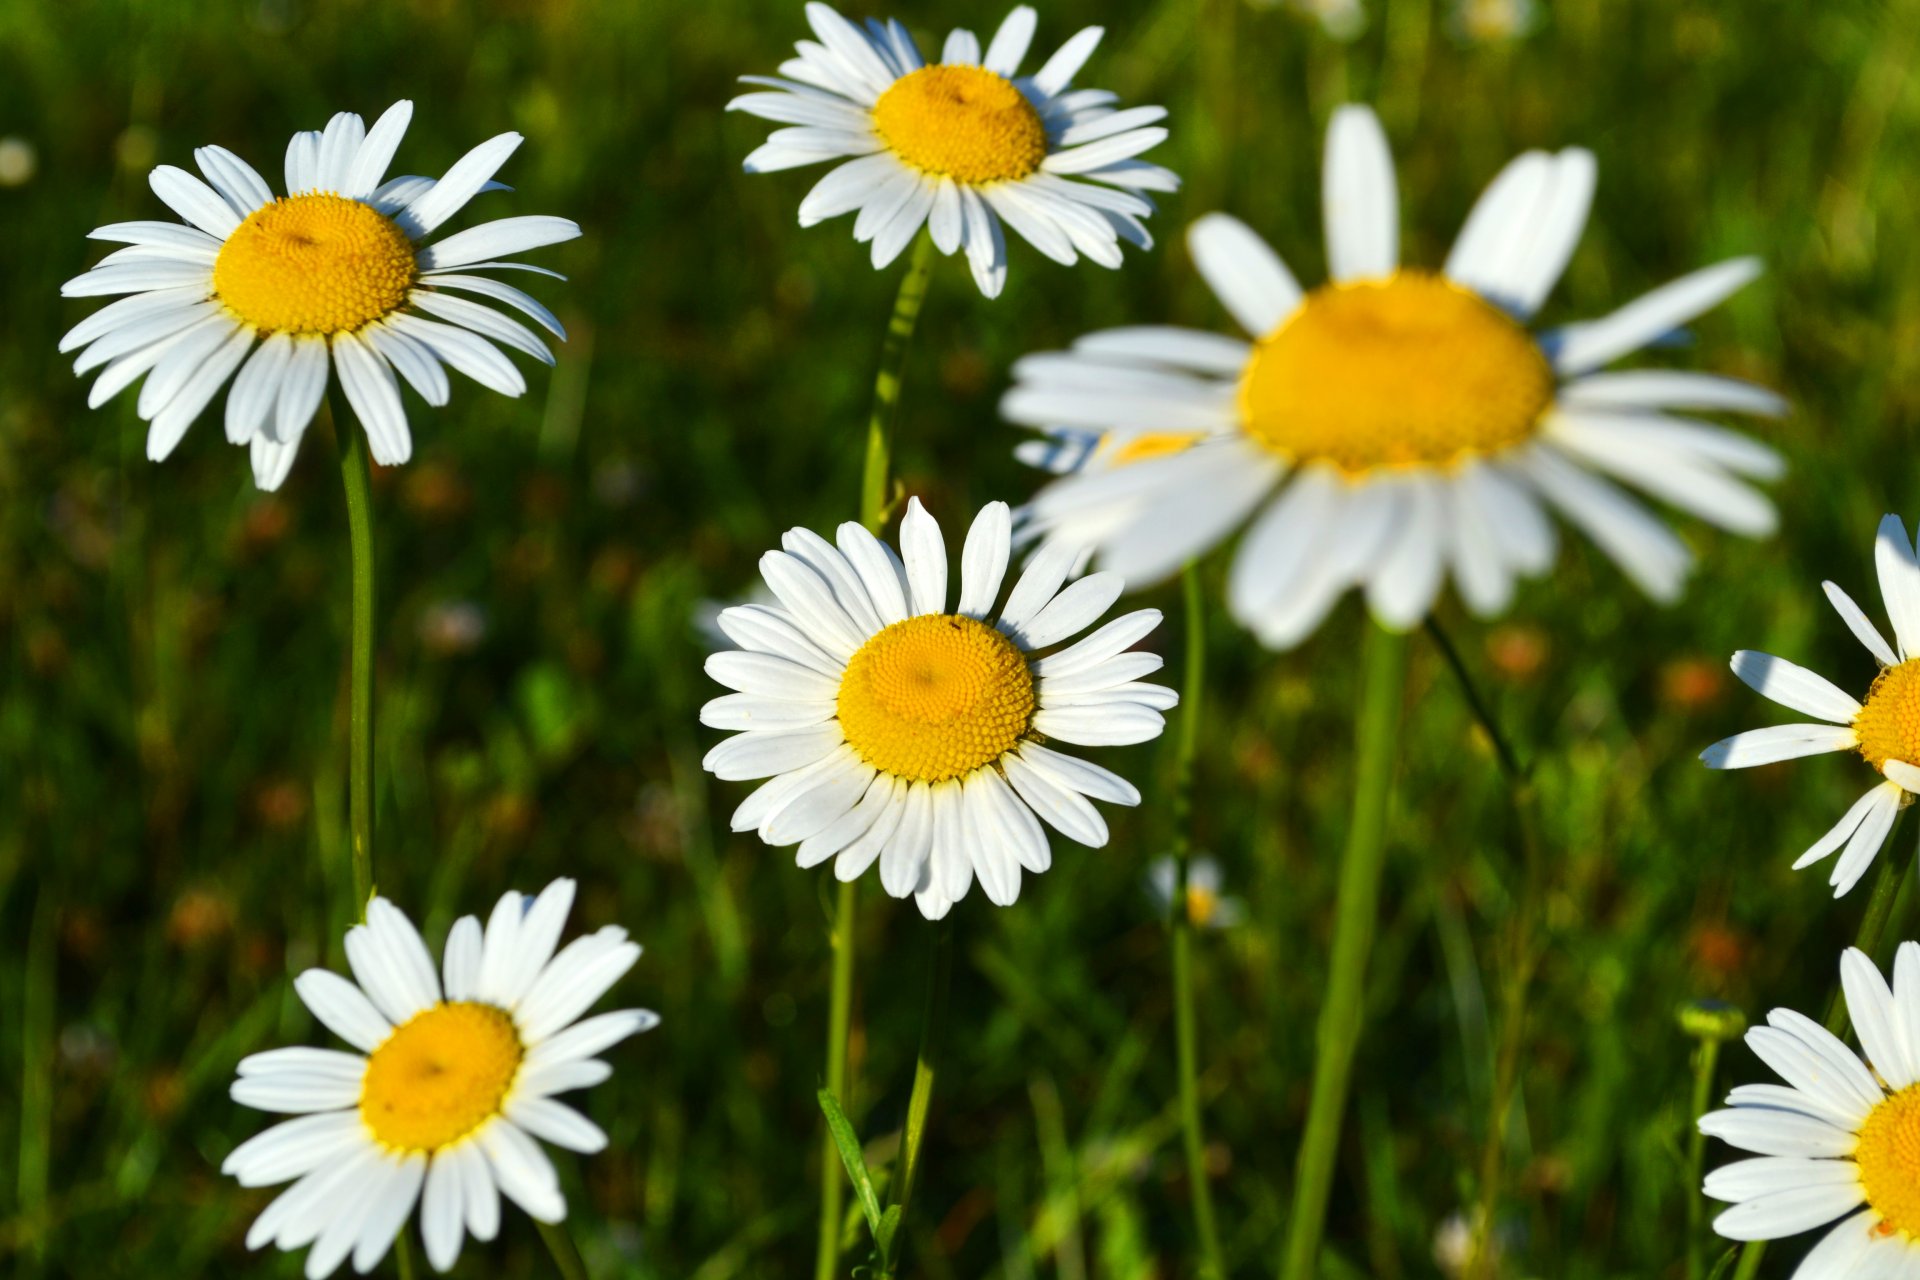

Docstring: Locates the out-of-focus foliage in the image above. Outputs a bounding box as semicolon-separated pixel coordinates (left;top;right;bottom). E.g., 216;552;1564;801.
3;0;1918;1275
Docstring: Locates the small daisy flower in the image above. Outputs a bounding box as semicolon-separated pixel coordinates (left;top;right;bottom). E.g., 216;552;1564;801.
700;498;1175;919
1147;855;1244;928
1003;104;1782;649
221;879;655;1277
1699;944;1920;1276
60;101;577;491
729;4;1176;298
1701;515;1920;897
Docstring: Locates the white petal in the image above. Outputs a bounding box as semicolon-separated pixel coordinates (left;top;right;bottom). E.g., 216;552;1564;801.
899;497;948;616
402;132;525;237
1824;581;1900;669
1842;946;1914;1090
1551;258;1762;375
1729;651;1862;724
1875;515;1920;661
1031;25;1103;96
1697;1107;1858;1159
1186;213;1303;338
475;1122;565;1224
331;332;412;466
702;724;843;781
384;313;525;397
193;145;274;216
1322;105;1398;282
1519;446;1691;603
957;502;1012;618
1699;724;1858;769
149;164;242;237
1709;1182;1865;1241
226;332;294;444
417;216;581;271
344;101;413;200
983;6;1037;73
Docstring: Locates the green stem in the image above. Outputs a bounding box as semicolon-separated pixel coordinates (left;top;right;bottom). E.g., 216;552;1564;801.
878;916;955;1280
332;390;377;913
859;231;936;532
815;229;938;1280
1426;620;1540;1280
535;1219;590;1280
394;1233;417;1280
814;877;860;1280
1685;1036;1723;1280
1170;564;1224;1280
1280;622;1410;1280
1733;819;1917;1280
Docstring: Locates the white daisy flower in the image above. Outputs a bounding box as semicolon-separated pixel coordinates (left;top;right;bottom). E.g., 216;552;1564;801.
700;498;1175;919
220;879;656;1277
1701;515;1920;897
60;100;578;491
1699;944;1920;1276
1003;103;1783;649
728;3;1177;298
1146;854;1244;928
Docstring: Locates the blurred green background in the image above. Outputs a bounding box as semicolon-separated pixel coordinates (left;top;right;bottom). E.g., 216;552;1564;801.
5;0;1920;1275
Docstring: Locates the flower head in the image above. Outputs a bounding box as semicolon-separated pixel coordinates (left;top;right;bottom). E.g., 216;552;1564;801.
1702;515;1920;896
221;880;655;1277
61;101;578;490
1146;855;1244;928
701;498;1174;918
1700;944;1920;1276
1003;104;1782;648
730;4;1177;297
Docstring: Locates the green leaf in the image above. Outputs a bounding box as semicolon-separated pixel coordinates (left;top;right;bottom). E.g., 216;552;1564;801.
872;1204;903;1260
1705;1247;1741;1280
817;1089;883;1235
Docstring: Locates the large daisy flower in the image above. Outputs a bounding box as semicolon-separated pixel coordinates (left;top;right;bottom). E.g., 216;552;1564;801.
1702;515;1920;897
1002;104;1783;648
729;4;1176;297
221;879;655;1277
60;100;578;491
1699;944;1920;1277
700;498;1174;919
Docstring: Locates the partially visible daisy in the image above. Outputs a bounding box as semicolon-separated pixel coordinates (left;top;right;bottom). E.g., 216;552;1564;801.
1702;515;1920;897
729;4;1176;297
1147;855;1244;929
1453;0;1539;43
700;498;1175;919
1004;104;1782;649
60;100;577;490
1699;944;1920;1276
221;879;655;1277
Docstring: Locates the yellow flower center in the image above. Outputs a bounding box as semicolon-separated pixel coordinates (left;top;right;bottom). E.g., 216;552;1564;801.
1855;660;1920;772
1238;271;1555;476
213;193;416;335
1186;885;1219;928
871;65;1048;185
358;1002;522;1153
1102;431;1208;467
836;614;1036;783
1855;1084;1920;1236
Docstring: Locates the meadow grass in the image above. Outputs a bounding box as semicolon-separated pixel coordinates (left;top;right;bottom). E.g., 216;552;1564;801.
4;0;1919;1275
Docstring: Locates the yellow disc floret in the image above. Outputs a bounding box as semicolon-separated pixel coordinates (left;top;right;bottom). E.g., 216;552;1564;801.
837;614;1036;782
871;65;1048;185
1239;270;1555;476
359;1001;522;1153
1855;660;1920;773
1103;431;1208;467
213;193;416;335
1856;1084;1920;1236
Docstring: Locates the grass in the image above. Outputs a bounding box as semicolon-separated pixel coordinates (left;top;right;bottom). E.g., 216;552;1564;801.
4;0;1920;1275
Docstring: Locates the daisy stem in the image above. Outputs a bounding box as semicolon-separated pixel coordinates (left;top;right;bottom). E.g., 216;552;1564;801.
331;389;377;914
1730;817;1917;1280
1280;621;1410;1280
1683;1035;1723;1280
1426;619;1540;1280
816;228;937;1280
859;230;936;532
536;1219;590;1280
1171;563;1225;1280
878;915;955;1280
393;1234;417;1280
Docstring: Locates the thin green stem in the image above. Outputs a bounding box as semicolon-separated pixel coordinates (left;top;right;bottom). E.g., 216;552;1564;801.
1426;620;1541;1280
1170;564;1224;1280
814;878;860;1280
877;916;955;1280
393;1233;417;1280
1280;622;1410;1280
1685;1036;1723;1280
815;231;938;1280
859;231;936;532
536;1219;590;1280
1733;819;1918;1280
332;391;377;913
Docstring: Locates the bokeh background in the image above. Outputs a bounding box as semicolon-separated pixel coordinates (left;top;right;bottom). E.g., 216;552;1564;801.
6;0;1920;1275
